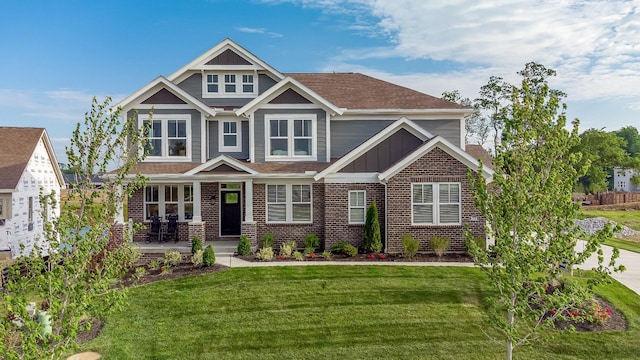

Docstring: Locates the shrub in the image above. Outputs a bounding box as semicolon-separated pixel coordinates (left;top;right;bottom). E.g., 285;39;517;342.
402;234;419;260
303;234;319;254
163;250;182;266
343;244;358;257
192;249;203;267
256;247;274;261
363;201;382;253
467;236;486;254
279;240;296;257
260;233;275;249
237;235;252;256
430;236;450;257
191;236;203;255
148;260;160;270
293;251;304;261
134;267;147;280
202;245;216;266
330;241;347;253
160;265;172;275
322;250;332;259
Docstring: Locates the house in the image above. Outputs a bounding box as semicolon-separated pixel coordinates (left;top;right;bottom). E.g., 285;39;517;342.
114;38;493;253
0;127;65;259
612;167;640;192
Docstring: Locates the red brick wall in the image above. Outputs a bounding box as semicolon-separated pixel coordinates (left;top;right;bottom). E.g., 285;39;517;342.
385;147;485;253
202;182;219;241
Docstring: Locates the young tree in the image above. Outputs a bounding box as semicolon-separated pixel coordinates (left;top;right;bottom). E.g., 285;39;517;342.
0;97;149;359
363;201;382;253
466;65;623;360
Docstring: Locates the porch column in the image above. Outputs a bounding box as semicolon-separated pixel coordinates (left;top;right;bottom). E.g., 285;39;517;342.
244;179;253;222
192;181;202;222
114;185;124;224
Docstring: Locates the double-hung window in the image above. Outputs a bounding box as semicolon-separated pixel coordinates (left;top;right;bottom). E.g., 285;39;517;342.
206;74;219;93
144;184;194;221
266;184;312;223
348;190;366;224
203;72;257;97
219;120;242;152
141;115;190;160
265;114;316;160
412;183;461;225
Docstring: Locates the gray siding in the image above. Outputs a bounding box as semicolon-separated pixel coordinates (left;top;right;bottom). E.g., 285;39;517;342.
207;120;250;160
254;109;327;162
176;73;278;108
413;119;460;147
131;109;202;163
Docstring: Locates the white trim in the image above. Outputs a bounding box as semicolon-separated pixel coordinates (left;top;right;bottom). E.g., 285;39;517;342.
138;114;192;162
325;110;331;163
202;71;258;98
219;183;243;237
339;109;474;116
248;113;255;162
324;173;379;183
314;117;433;181
264;114;317;162
378;135;495;181
218;119;242;153
348;190;366;224
235;76;343;117
143;184;194;222
460;117;466;150
167;38;285;83
258;104;325;110
185;155;258;175
411;182;461;226
201;113;207;163
265;183;313;224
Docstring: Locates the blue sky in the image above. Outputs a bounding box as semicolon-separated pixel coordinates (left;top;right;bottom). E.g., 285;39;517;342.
1;0;639;164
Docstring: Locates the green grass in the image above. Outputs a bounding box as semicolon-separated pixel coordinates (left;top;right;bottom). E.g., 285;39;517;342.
579;208;640;253
82;266;640;360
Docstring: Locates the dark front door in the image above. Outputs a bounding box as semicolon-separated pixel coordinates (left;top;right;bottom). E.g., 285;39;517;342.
220;191;241;236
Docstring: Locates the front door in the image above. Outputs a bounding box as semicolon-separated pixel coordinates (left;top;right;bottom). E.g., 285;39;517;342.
220;190;241;236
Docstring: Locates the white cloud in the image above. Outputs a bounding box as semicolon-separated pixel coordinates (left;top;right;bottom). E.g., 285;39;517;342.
235;26;283;38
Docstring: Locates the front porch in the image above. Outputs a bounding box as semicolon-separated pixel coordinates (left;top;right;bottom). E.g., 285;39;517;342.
132;240;239;265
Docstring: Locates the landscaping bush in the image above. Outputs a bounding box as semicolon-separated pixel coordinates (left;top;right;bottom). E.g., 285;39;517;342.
330;241;347;253
163;250;182;266
430;236;450;257
343;244;358;257
257;247;274;261
192;249;203;267
202;245;215;266
467;236;486;254
303;234;319;254
363;201;382;253
149;260;160;270
279;240;296;257
160;265;172;275
322;250;332;260
402;234;419;259
293;251;304;261
191;236;203;255
260;233;275;249
134;267;147;280
237;235;252;256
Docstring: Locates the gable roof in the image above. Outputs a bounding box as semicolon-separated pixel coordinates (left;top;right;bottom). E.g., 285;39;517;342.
185;155;258;175
167;38;285;83
465;144;494;170
113;76;216;116
288;73;468;111
0;127;64;191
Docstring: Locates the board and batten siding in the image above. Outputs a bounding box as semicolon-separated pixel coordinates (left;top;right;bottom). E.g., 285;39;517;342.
131;109;202;163
253;109;327;162
176;73;278;108
207;120;250;160
330;119;461;158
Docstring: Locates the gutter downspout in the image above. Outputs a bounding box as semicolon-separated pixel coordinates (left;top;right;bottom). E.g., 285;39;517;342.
382;179;388;253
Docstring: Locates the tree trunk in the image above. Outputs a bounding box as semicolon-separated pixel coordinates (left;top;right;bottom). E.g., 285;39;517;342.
507;340;513;360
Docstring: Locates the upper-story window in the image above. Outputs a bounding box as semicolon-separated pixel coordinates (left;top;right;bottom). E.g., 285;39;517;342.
218;119;242;152
140;114;191;161
203;72;257;98
265;114;316;161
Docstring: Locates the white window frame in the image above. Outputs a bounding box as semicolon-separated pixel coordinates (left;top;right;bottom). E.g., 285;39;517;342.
411;182;461;225
138;114;191;162
218;119;242;152
264;114;317;161
143;184;194;222
202;72;258;98
265;183;313;223
348;190;366;224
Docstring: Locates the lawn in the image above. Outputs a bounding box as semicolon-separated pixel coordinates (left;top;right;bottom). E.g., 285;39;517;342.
83;266;640;360
578;208;640;252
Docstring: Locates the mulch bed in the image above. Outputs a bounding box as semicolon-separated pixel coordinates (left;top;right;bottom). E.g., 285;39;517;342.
554;296;627;332
237;252;473;262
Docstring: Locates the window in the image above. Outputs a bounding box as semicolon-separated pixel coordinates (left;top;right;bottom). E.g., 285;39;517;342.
140;115;190;160
203;72;257;97
266;184;312;223
348;190;366;224
144;184;194;221
28;196;34;231
412;183;461;225
0;199;5;218
219;120;242;152
265;115;316;160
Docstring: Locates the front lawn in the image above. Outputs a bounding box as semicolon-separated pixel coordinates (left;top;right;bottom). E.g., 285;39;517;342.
578;208;640;252
83;266;640;359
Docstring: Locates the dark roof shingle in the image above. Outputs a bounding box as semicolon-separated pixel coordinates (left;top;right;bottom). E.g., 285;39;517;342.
0;127;45;190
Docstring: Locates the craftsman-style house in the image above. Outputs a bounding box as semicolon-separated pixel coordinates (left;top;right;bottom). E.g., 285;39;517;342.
115;38;493;252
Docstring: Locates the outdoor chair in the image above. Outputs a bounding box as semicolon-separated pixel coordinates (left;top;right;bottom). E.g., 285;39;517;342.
164;215;179;243
146;216;161;243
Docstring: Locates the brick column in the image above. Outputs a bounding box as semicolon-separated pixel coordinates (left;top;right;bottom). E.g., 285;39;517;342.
241;221;257;249
188;221;206;242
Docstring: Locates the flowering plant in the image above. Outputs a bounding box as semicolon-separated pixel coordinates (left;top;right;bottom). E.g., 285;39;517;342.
367;254;375;259
378;254;387;259
308;253;317;259
278;255;286;260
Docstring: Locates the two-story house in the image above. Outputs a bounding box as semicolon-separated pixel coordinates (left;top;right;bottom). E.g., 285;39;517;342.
115;38;493;253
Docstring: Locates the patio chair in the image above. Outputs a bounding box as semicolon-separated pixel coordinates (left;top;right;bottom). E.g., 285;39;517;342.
146;216;161;243
164;215;179;243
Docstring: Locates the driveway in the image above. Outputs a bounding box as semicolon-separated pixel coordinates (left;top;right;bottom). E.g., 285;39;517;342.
576;240;640;296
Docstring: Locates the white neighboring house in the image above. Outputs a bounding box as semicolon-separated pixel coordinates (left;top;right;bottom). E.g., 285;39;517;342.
0;127;65;259
612;167;640;192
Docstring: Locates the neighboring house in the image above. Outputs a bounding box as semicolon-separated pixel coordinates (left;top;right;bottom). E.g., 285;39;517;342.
62;173;104;189
0;127;65;259
114;38;493;253
613;167;640;192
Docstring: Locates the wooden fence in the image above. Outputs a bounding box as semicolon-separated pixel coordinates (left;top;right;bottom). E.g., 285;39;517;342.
584;192;640;206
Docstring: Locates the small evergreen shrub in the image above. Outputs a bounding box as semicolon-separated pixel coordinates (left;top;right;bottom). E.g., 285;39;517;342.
363;201;382;253
163;250;182;266
237;235;252;256
303;234;319;254
402;234;419;260
322;250;332;259
330;241;347;253
343;244;358;257
191;236;203;255
256;247;274;261
279;240;296;257
192;249;204;267
202;245;216;266
430;236;450;257
260;233;275;249
293;250;304;261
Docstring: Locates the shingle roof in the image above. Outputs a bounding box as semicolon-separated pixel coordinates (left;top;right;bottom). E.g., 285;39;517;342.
0;127;45;190
287;73;466;110
465;144;493;169
124;163;201;175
